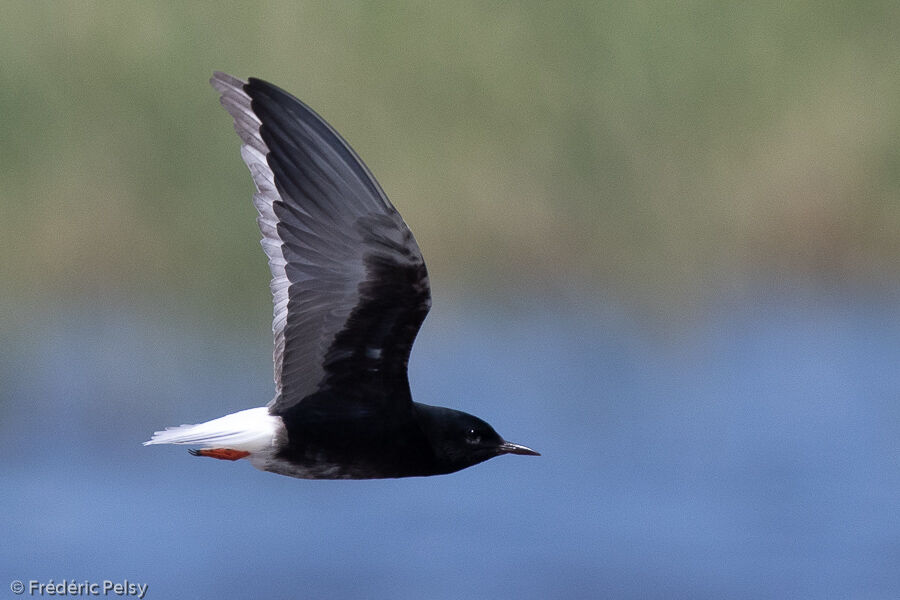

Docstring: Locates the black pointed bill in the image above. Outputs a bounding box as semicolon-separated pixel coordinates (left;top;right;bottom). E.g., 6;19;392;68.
497;441;540;456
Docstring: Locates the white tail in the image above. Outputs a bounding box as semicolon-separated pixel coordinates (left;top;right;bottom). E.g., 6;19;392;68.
144;407;281;453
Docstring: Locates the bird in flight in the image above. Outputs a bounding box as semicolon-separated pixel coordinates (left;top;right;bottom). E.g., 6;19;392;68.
144;73;539;479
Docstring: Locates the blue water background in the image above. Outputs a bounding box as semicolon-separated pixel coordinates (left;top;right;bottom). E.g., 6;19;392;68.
1;289;898;599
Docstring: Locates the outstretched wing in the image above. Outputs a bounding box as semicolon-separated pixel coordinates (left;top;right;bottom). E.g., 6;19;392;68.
210;72;431;416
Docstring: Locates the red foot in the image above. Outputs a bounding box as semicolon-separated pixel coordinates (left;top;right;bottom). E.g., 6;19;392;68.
190;448;250;461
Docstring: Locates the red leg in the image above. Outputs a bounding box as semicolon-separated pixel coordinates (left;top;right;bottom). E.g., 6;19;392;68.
189;448;251;461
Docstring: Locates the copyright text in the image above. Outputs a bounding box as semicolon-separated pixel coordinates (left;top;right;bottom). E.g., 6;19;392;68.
9;580;147;599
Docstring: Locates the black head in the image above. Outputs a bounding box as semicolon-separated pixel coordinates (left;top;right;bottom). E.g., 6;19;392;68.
414;403;539;475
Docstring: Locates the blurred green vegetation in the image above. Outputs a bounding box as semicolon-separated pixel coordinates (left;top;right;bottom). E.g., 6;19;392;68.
2;1;898;319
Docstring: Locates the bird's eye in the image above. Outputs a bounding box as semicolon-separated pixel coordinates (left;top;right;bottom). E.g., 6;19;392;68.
465;427;481;445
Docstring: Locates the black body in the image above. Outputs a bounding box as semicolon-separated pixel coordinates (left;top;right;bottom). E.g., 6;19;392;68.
276;401;509;478
211;73;538;478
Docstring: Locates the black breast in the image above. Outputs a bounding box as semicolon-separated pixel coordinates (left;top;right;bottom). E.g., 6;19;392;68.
274;393;443;479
